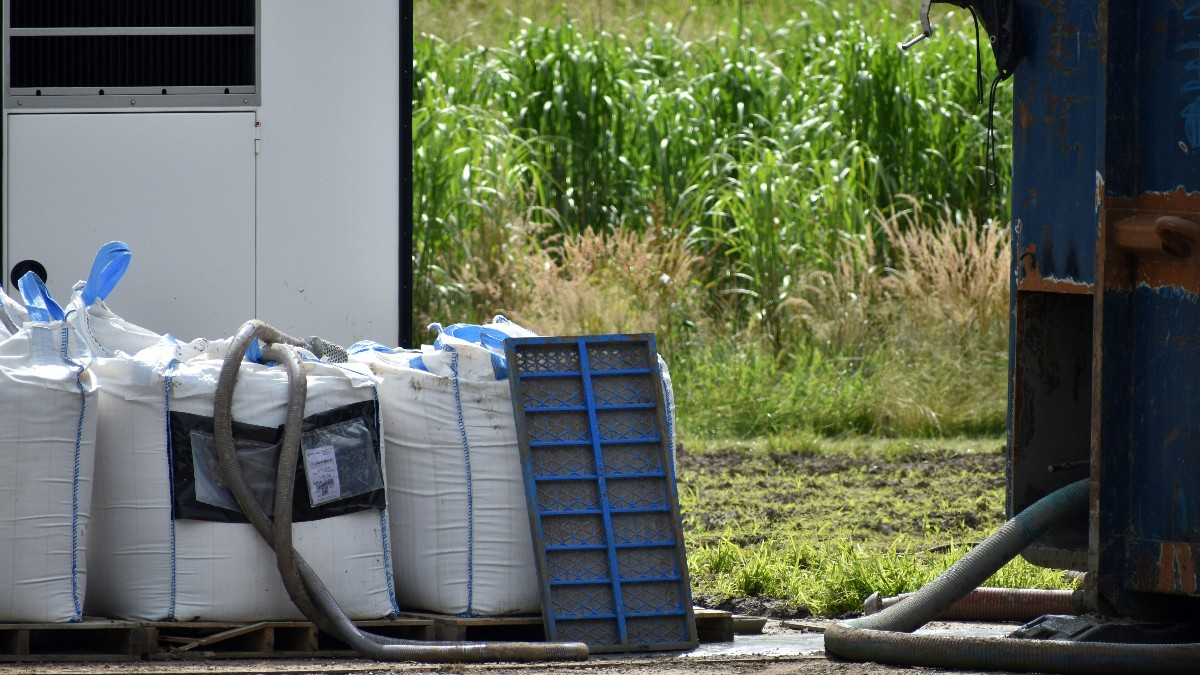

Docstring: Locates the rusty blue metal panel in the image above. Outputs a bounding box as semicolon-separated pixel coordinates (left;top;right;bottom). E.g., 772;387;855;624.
1126;286;1200;590
1011;0;1105;291
1136;5;1200;194
1008;0;1200;619
1102;3;1200;616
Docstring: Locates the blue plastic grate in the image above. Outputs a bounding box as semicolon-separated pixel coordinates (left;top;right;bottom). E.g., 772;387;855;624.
507;334;697;653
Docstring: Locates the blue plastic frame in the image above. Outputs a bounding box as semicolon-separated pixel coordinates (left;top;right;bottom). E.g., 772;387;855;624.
506;334;697;653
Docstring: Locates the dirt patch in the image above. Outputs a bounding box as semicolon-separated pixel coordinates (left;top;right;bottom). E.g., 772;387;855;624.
677;444;1004;478
678;442;1007;549
0;657;1011;674
691;595;805;620
676;437;1033;618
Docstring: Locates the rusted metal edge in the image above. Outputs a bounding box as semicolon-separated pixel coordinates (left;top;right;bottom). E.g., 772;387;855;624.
1129;539;1200;596
1017;243;1095;294
1102;189;1200;294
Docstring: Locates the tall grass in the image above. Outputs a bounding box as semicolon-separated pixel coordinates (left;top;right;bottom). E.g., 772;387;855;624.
676;200;1010;437
413;2;1014;435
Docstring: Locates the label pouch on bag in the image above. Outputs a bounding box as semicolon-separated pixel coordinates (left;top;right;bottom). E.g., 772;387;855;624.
170;400;385;523
304;445;342;505
301;416;382;507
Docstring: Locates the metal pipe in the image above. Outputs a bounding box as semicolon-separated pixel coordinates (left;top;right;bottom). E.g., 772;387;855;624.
863;586;1086;622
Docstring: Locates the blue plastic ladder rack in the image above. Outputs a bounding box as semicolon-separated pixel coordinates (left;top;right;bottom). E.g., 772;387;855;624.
505;335;697;653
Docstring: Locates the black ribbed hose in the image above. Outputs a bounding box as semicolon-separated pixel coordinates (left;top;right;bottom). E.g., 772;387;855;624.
824;479;1200;673
214;320;588;662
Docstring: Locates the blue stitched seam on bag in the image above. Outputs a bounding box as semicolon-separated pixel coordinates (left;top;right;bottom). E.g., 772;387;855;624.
661;370;676;476
374;386;402;616
64;326;85;622
448;347;475;617
163;359;178;621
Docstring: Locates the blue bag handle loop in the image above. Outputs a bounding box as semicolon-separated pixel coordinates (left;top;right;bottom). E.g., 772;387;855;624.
81;241;132;307
432;323;512;379
19;270;65;323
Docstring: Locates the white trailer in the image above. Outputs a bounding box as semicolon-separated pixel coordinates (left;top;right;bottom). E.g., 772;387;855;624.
2;0;409;346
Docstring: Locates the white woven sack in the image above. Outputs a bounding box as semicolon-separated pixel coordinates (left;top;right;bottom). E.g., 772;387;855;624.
0;287;98;622
353;321;539;616
65;244;397;621
82;338;399;622
0;289;26;334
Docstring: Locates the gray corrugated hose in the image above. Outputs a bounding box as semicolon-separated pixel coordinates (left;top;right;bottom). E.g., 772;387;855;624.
214;320;589;663
824;479;1200;673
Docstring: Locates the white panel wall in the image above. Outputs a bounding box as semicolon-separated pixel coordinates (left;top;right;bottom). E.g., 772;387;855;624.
255;0;401;345
5;112;257;341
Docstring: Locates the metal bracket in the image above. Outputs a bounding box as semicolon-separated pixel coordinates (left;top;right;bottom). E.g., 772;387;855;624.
1115;214;1200;262
901;0;1022;80
1111;212;1200;291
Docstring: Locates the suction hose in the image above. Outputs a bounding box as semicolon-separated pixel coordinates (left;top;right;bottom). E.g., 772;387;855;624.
214;320;589;663
824;479;1200;673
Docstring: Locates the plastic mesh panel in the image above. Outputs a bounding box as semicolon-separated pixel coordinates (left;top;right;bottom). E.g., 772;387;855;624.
587;343;649;371
597;409;658;441
542;514;606;547
528;410;591;444
547;549;611;583
536;481;601;512
602;444;663;475
531;445;597;478
622;582;683;615
617;547;677;580
606;478;669;510
514;344;581;374
627;616;689;645
557;619;620;645
592;374;656;406
551;584;615;617
520;376;586;408
611;512;674;545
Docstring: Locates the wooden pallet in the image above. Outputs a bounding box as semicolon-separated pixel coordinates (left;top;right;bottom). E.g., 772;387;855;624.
399;612;545;642
0;619;147;662
146;618;435;659
0;609;731;662
400;607;735;645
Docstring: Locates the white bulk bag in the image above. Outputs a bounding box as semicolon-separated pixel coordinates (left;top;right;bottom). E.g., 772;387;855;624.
350;318;540;616
0;274;97;622
0;286;26;334
69;243;398;622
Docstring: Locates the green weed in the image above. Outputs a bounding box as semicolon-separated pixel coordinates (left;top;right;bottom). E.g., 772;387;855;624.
680;439;1076;618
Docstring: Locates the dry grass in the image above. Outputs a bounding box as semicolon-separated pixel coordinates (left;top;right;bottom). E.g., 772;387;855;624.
454;219;702;349
780;199;1010;435
879;198;1011;340
787;198;1008;349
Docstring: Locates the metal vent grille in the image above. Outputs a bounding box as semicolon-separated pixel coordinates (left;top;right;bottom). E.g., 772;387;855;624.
10;0;254;27
4;0;258;108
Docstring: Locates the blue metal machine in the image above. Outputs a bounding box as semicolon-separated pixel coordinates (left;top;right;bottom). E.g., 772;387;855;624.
998;0;1200;620
822;4;1200;667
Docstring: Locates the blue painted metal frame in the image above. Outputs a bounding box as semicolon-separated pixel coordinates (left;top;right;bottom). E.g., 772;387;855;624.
1009;0;1200;619
506;334;697;653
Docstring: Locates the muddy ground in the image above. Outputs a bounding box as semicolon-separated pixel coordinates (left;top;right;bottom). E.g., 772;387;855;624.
678;439;1015;620
0;659;1011;675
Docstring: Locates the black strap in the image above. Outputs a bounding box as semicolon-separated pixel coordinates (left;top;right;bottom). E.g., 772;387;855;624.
986;73;1003;187
967;6;984;105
